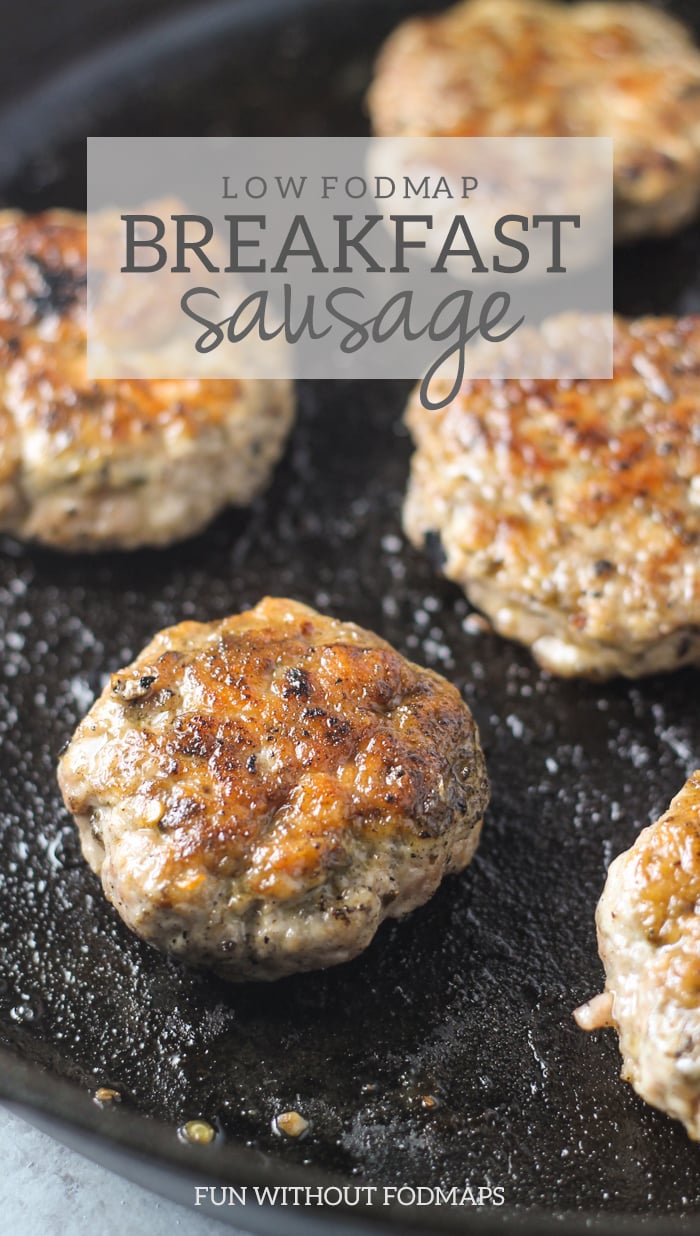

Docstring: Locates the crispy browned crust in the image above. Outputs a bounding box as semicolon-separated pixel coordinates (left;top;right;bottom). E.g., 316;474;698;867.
629;776;700;990
368;0;700;240
0;210;294;550
57;598;489;977
60;596;486;884
0;210;242;455
577;774;700;1139
404;315;700;679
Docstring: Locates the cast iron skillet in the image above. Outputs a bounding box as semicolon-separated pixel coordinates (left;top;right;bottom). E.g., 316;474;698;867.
1;0;700;1231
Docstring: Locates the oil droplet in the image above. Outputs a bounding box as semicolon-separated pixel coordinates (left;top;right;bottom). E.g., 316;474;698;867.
9;997;43;1023
420;1094;442;1110
179;1119;216;1145
274;1111;310;1139
94;1087;121;1105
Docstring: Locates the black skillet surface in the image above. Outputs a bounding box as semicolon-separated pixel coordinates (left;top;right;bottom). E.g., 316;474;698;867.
1;0;700;1231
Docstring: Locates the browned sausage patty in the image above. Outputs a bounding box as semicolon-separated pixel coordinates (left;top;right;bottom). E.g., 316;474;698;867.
403;314;700;679
0;210;294;550
57;597;490;980
368;0;700;241
576;773;700;1140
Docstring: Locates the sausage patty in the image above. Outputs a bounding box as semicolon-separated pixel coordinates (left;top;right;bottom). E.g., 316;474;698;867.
367;0;700;241
0;210;294;551
57;597;489;980
575;773;700;1140
403;314;700;680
